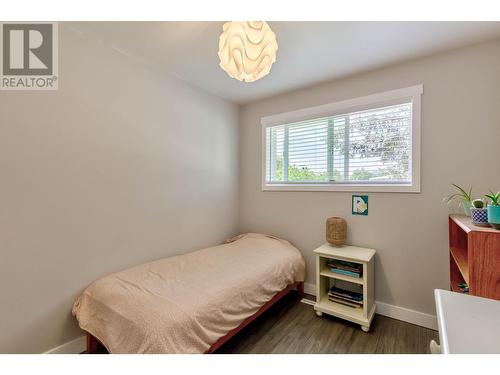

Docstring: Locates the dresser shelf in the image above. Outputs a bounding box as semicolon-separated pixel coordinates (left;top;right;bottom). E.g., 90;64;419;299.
448;215;500;299
449;246;469;284
319;267;364;285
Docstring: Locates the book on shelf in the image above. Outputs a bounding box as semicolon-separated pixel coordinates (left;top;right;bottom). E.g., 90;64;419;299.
329;268;361;278
328;297;362;308
327;285;363;308
328;290;363;301
327;259;363;278
328;293;363;304
328;260;361;271
457;282;469;293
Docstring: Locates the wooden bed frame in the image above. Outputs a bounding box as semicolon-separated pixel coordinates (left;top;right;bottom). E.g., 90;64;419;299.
85;281;304;354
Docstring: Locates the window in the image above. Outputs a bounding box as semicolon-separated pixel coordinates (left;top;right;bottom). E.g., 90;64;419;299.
261;85;422;192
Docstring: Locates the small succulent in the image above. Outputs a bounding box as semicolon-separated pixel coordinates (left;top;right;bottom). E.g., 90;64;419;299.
485;191;500;206
472;199;485;209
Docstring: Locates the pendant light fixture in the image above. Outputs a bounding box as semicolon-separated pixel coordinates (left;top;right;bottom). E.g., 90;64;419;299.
218;21;278;83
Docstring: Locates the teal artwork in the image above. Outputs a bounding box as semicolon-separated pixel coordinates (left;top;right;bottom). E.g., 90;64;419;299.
352;195;368;215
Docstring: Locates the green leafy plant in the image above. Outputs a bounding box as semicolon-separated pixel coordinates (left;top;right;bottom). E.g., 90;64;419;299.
444;184;473;216
444;184;472;204
472;199;485;209
485;191;500;206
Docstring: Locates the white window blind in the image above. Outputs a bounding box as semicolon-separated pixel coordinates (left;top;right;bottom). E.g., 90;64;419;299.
265;102;413;186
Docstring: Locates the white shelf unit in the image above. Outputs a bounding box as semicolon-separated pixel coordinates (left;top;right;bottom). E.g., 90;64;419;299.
313;243;376;332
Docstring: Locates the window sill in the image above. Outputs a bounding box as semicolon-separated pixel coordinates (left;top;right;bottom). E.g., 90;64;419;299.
262;183;420;193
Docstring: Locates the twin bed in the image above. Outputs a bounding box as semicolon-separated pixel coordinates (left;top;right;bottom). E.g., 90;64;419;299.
72;233;305;354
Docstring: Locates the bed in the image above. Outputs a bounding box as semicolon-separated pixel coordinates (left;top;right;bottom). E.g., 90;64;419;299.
72;233;305;354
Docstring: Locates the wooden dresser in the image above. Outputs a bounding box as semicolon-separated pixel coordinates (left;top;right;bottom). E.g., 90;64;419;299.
449;215;500;299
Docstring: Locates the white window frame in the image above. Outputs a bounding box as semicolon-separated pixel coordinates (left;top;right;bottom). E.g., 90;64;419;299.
261;85;423;193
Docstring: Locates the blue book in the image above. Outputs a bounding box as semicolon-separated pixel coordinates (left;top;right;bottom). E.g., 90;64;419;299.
330;268;361;278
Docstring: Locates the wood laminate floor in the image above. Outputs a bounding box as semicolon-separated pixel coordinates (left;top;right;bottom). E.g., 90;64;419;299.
216;291;438;354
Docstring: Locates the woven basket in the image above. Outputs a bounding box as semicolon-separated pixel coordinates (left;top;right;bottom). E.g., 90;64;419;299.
326;217;347;247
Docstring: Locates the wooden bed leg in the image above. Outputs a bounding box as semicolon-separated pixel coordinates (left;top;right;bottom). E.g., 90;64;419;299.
297;281;304;297
86;332;99;354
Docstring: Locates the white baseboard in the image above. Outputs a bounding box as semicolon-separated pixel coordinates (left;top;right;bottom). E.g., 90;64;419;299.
304;282;316;296
44;335;86;354
300;297;315;306
375;301;437;330
302;282;437;330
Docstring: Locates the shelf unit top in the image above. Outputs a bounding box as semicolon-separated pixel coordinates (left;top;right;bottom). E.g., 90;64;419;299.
313;243;375;262
450;214;500;234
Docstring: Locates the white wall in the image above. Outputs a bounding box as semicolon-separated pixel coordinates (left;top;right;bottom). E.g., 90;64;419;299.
2;25;500;354
0;25;239;353
239;39;500;316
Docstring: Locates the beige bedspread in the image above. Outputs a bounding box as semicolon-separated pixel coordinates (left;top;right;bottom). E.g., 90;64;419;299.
72;233;305;353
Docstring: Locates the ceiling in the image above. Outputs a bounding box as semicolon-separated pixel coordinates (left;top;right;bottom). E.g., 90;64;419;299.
68;22;500;104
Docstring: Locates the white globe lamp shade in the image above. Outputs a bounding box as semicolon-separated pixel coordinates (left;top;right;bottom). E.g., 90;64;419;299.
218;21;278;83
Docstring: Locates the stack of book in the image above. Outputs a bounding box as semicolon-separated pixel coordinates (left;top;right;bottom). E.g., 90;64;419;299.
328;260;363;278
328;286;363;308
457;282;469;293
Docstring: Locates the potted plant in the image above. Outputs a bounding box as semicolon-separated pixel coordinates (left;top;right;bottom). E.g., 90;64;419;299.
470;199;489;226
444;184;472;216
485;191;500;229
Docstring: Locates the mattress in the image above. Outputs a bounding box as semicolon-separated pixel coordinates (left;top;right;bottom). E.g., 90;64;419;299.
72;233;305;353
